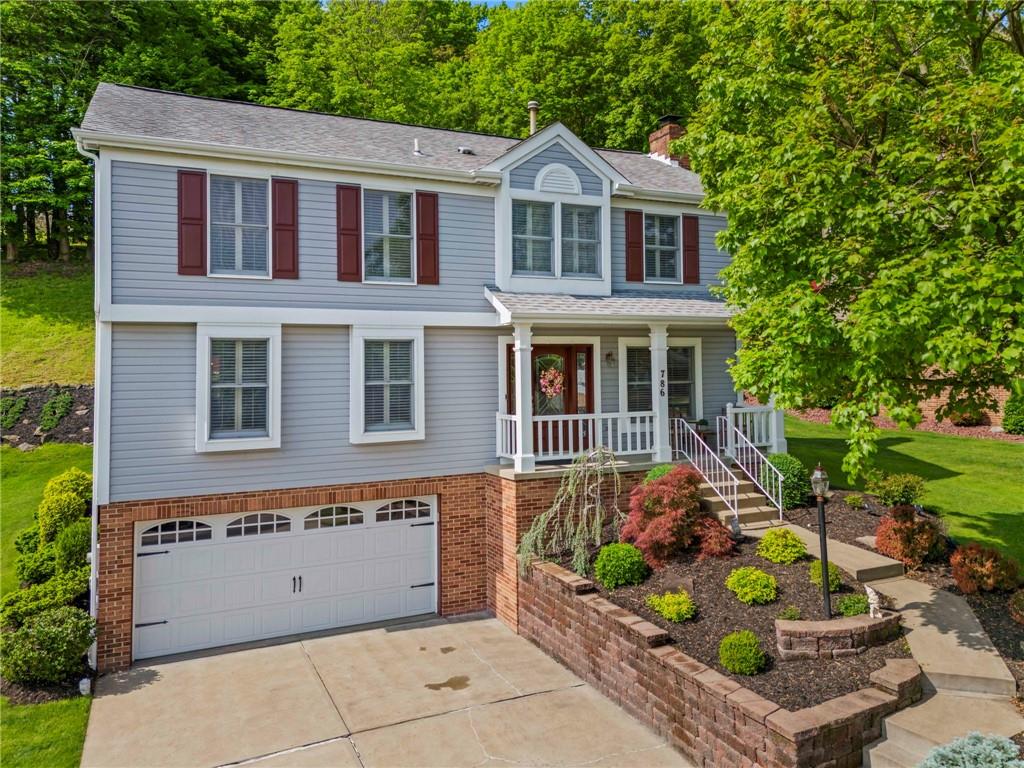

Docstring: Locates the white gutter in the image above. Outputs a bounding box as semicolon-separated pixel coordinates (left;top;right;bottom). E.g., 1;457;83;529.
612;182;705;206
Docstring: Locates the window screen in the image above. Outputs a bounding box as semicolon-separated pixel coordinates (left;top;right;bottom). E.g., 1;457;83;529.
364;190;413;281
561;204;600;276
668;346;694;419
625;346;652;412
210;176;269;275
512;200;553;274
644;214;679;281
365;340;414;431
210;338;269;438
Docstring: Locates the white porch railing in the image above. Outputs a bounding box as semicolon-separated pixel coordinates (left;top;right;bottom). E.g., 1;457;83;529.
725;401;786;454
496;412;655;462
717;416;783;518
671;417;739;522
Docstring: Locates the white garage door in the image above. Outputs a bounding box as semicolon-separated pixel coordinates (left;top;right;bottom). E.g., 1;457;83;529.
132;496;437;660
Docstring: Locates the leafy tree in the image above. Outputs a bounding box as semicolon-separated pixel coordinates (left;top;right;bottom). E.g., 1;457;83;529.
685;0;1024;478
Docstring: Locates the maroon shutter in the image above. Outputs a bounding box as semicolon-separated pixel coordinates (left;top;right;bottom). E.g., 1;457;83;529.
177;170;206;276
625;210;644;282
682;214;700;284
337;184;362;282
272;179;299;279
415;191;439;285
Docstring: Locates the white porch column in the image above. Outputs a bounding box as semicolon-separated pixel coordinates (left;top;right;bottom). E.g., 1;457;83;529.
769;395;787;454
513;323;535;472
649;323;672;462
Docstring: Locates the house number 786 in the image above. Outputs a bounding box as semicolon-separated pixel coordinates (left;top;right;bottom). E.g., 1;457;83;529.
659;369;666;397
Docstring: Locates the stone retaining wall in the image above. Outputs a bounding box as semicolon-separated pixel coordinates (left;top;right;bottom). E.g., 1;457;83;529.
519;561;922;768
776;611;902;660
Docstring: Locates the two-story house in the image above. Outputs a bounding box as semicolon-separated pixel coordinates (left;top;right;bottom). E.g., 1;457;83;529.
74;84;785;672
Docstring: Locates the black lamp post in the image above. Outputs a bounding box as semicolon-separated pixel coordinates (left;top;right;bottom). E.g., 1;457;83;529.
811;463;832;619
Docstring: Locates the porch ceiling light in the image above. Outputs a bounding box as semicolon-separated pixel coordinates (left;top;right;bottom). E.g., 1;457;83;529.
810;463;829;498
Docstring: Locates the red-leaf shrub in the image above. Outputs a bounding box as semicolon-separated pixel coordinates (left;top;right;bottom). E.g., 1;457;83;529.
950;544;1020;594
696;517;736;560
874;505;946;567
620;466;704;568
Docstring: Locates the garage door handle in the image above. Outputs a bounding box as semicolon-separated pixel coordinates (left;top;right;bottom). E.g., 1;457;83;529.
292;576;296;593
137;550;169;558
410;582;435;589
298;576;302;593
135;620;168;628
410;521;434;527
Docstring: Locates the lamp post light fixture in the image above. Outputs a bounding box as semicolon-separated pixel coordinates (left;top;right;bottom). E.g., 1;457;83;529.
810;463;832;619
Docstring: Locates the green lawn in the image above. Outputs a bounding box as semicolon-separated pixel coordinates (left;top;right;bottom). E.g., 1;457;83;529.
0;695;91;768
1;267;94;387
785;415;1024;562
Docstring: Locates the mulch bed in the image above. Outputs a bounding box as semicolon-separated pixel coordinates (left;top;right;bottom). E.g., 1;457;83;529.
785;491;888;554
790;407;1023;443
1;384;94;448
576;536;911;712
0;676;85;705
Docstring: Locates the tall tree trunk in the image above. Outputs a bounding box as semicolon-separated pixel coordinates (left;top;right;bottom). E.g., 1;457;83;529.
54;208;71;262
5;240;18;262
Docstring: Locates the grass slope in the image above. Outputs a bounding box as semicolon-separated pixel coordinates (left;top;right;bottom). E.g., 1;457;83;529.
0;696;91;768
1;268;94;387
1;444;93;596
785;416;1024;562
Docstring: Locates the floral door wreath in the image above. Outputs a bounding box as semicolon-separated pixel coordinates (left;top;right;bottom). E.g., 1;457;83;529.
539;367;564;400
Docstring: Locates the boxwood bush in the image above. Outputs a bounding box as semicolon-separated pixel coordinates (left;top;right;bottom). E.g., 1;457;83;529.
718;630;767;675
836;594;870;616
0;606;95;684
920;732;1024;768
593;543;648;589
1002;392;1024;436
14;525;40;556
37;491;87;545
44;467;93;503
756;528;807;564
809;560;842;591
645;590;697;622
725;566;778;605
867;472;926;506
761;453;811;509
55;519;91;574
15;544;57;586
0;566;90;629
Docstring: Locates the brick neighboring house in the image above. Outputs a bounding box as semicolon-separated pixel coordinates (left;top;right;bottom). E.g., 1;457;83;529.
74;85;785;672
916;386;1011;426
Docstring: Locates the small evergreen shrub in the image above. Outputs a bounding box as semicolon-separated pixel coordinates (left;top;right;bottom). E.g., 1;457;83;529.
620;466;705;568
695;517;736;560
762;453;811;509
777;605;802;620
874;505;946;567
643;464;676;484
55;520;91;574
44;467;93;503
725;566;778;605
593;543;648;589
0;606;95;684
718;630;767;675
920;732;1024;768
0;396;28;429
836;594;870;616
867;472;926;506
646;590;697;622
808;560;842;591
756;528;807;564
1009;590;1024;625
950;544;1020;594
38;391;74;431
15;545;57;586
37;491;87;544
844;493;864;508
13;526;40;555
0;566;90;629
1002;392;1024;436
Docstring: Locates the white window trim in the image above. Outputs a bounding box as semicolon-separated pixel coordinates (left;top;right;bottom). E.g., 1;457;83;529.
362;188;417;285
508;189;606;281
195;323;282;452
350;325;425;444
617;337;702;419
496;335;602;415
642;212;683;284
207;173;273;280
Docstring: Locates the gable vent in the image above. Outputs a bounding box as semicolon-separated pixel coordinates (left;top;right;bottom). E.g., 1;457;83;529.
535;163;581;195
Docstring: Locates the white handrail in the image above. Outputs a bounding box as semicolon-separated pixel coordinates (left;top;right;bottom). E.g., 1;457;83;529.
671;418;739;522
496;411;655;462
718;416;783;519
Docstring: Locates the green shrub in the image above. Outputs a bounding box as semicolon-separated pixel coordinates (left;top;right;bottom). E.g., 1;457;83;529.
37;491;87;544
1002;393;1024;436
845;493;864;508
13;525;40;555
643;464;676;484
725;566;778;605
837;594;870;616
867;472;926;506
718;630;767;675
15;545;57;586
762;453;811;509
0;606;95;684
593;543;648;589
809;560;842;591
920;732;1024;768
38;391;74;431
44;467;93;503
0;396;28;429
777;605;801;620
646;590;697;622
0;566;90;629
55;520;91;574
756;528;807;564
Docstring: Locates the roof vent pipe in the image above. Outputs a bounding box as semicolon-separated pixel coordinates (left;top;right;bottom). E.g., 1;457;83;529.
528;100;539;136
413;138;423;156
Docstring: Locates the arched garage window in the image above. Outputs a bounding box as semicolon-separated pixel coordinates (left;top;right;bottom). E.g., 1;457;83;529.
226;513;291;538
305;506;364;530
140;520;212;547
376;499;431;523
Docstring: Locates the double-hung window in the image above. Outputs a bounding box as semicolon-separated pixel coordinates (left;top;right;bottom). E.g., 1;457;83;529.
512;200;553;274
210;175;269;276
561;204;600;277
350;326;425;443
644;214;679;281
364;190;413;282
624;346;653;412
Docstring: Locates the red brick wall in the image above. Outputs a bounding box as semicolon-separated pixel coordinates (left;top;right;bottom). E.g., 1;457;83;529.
916;386;1009;426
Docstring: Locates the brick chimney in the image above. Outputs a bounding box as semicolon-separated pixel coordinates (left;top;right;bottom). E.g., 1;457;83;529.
648;115;689;169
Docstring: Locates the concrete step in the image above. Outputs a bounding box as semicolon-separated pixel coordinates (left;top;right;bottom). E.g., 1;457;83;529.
700;480;758;496
862;738;921;768
717;506;778;525
744;522;905;582
704;492;768;513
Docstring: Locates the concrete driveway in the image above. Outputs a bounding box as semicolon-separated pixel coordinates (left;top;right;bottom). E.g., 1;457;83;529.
81;616;692;768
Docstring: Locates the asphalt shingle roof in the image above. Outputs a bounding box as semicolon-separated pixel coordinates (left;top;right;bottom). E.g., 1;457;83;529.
80;84;704;196
487;289;732;321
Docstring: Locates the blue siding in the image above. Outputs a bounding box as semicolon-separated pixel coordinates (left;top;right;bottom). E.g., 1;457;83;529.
509;142;603;196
